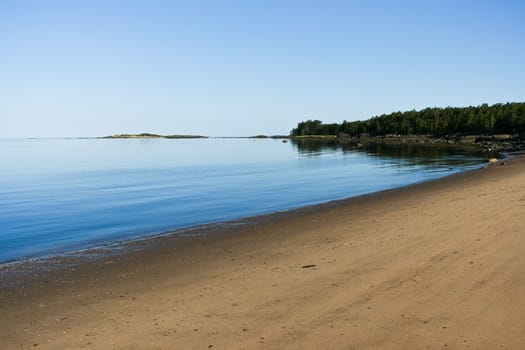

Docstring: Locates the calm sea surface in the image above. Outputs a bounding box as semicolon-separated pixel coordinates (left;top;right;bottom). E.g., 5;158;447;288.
0;138;487;263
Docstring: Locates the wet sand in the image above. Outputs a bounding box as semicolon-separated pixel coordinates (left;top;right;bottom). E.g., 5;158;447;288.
1;155;525;349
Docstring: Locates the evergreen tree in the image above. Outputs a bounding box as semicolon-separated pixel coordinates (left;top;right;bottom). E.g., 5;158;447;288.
290;102;525;137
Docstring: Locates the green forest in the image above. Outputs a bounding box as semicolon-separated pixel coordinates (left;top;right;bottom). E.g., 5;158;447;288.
290;102;525;137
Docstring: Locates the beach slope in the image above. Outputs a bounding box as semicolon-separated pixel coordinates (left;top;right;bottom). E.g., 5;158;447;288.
1;156;525;349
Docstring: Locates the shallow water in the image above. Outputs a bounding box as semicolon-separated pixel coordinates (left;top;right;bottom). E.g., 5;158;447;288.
0;138;486;263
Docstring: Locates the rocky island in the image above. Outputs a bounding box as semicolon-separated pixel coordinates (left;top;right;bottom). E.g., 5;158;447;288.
102;133;208;139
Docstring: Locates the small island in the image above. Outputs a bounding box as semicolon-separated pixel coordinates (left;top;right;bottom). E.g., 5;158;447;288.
102;133;208;139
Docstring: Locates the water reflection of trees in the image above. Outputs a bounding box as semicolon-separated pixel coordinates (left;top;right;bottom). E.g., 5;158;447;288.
290;138;488;165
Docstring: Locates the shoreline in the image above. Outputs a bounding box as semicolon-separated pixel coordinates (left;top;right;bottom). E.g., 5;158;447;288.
2;155;525;349
289;134;525;154
0;152;489;268
0;156;492;274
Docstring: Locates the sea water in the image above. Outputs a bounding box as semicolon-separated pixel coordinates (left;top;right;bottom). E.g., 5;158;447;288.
0;137;487;263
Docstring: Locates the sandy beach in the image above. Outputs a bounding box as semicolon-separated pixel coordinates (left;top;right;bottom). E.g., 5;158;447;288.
1;155;525;349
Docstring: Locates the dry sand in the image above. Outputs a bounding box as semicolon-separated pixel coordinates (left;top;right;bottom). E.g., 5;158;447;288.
1;155;525;349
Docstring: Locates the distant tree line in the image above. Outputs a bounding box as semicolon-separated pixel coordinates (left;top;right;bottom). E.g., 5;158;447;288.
290;102;525;137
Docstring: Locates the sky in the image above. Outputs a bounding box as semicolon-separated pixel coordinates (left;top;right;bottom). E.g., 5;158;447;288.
1;0;524;137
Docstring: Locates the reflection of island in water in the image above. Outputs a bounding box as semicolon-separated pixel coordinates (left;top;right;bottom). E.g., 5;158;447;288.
290;138;490;168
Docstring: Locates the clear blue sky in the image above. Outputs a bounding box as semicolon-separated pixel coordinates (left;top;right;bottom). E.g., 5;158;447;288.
1;0;524;137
